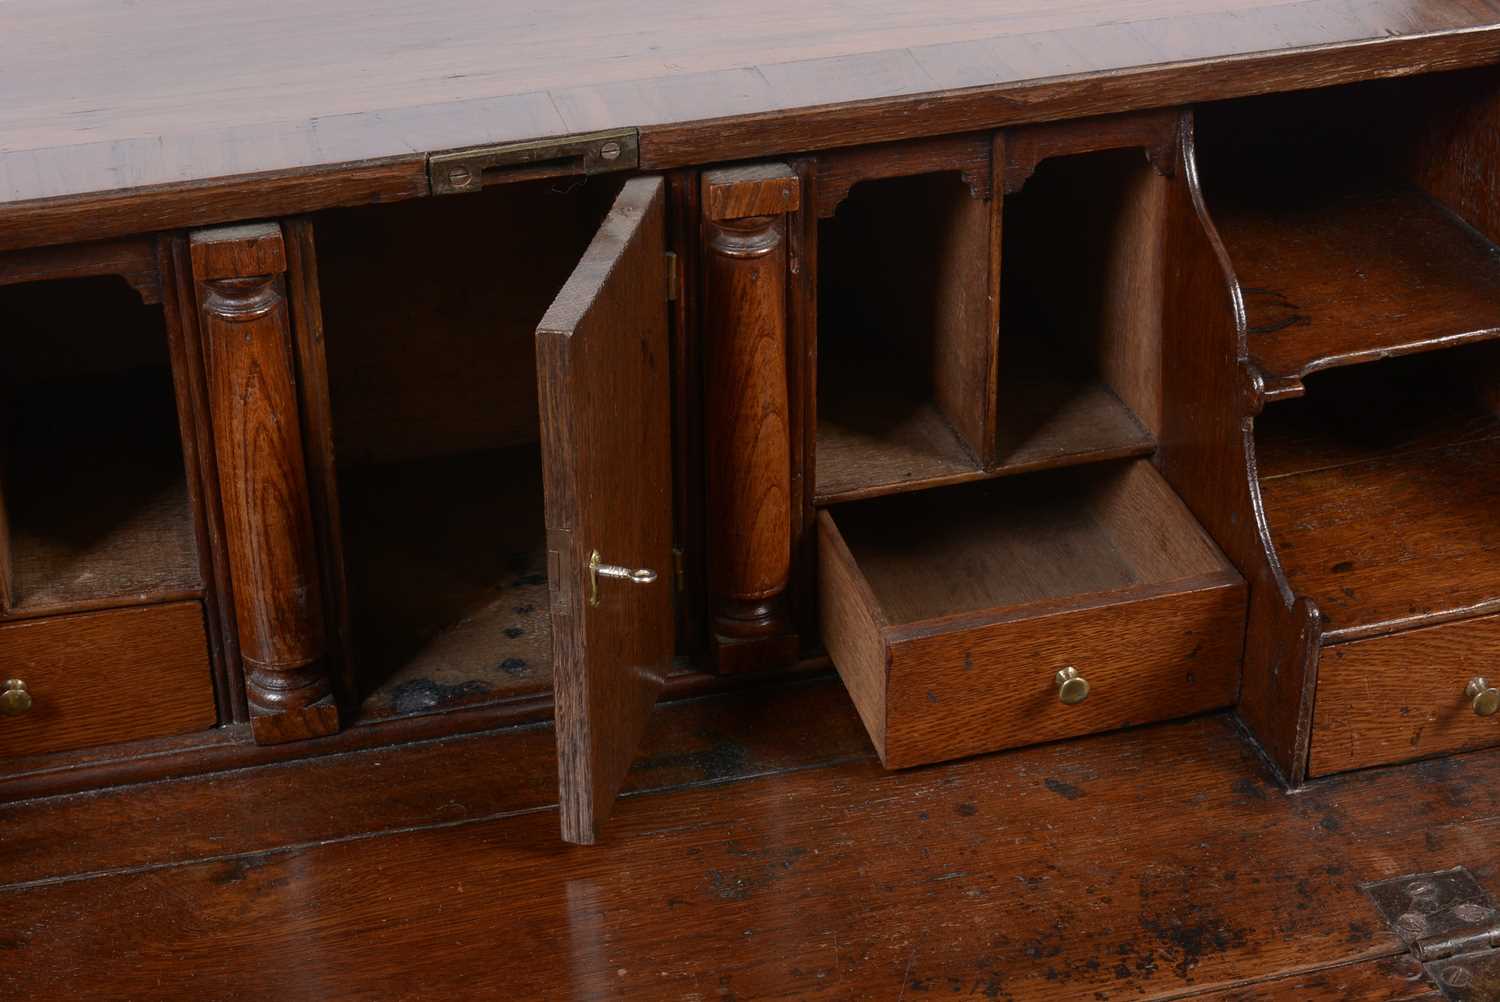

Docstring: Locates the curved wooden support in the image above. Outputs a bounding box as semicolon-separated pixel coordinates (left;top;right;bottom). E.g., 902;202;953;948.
813;133;992;219
702;164;801;671
191;223;337;745
1156;112;1322;786
1002;108;1178;195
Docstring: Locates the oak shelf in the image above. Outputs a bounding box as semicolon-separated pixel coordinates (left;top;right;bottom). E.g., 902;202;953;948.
1;278;202;615
1216;184;1500;400
1257;347;1500;642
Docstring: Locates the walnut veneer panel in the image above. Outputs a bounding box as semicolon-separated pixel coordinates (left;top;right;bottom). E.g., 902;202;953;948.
4;0;1500;208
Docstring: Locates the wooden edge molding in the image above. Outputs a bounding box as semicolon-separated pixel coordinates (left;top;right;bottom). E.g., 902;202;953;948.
639;28;1500;169
813;132;992;218
0;156;427;254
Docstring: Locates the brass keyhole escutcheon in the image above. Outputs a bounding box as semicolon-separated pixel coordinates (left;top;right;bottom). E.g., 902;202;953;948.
1467;677;1500;717
0;679;32;717
1055;667;1090;706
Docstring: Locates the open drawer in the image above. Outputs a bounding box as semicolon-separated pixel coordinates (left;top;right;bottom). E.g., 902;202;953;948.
818;459;1246;767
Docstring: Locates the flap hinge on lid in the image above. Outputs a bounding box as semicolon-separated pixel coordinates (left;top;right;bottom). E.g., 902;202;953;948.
1365;867;1500;1000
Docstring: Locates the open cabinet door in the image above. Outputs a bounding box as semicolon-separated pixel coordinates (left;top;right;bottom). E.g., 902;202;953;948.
537;177;674;845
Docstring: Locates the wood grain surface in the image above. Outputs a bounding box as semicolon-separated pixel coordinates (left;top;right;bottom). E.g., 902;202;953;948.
1217;184;1500;398
192;224;336;742
1261;435;1500;642
9;702;1500;1000
0;602;215;759
820;462;1245;767
1310;613;1500;776
4;1;1500;224
537;177;673;844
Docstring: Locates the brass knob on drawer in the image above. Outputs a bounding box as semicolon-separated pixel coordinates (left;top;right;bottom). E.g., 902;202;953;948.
1055;667;1090;706
0;679;31;717
1466;677;1500;717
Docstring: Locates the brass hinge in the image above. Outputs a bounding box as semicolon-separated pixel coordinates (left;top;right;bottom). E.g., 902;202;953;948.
665;251;679;302
429;128;639;195
1366;867;1500;999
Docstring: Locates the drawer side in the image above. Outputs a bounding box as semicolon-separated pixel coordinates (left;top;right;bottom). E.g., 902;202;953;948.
817;510;891;761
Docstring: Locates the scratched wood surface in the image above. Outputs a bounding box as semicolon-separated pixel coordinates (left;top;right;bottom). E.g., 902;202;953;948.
4;674;1500;999
5;0;1500;211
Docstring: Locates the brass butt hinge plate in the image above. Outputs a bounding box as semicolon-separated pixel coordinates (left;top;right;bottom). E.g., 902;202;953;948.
1365;867;1500;1000
429;128;639;195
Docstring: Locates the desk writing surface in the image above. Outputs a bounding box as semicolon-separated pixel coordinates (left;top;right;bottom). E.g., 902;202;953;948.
1;0;1499;207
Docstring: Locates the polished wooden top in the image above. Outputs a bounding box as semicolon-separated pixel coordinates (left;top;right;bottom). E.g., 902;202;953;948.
3;1;1500;226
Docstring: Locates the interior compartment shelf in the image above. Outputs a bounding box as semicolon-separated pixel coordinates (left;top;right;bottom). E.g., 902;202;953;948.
340;445;551;722
814;172;995;503
7;373;200;612
313;177;623;725
993;337;1156;474
814;147;1162;505
1;276;202;614
1217;184;1500;398
1256;346;1500;642
816;352;981;504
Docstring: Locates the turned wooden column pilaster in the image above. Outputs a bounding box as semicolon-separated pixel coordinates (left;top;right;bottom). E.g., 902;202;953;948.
190;223;338;744
701;164;801;671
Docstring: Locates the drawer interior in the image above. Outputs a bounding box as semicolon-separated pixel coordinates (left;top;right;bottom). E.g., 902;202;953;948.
821;459;1246;767
830;459;1231;624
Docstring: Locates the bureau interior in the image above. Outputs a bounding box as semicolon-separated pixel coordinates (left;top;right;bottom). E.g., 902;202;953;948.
996;149;1161;471
815;171;994;502
0;275;201;614
1255;342;1500;643
814;147;1164;504
1197;68;1500;400
311;176;624;723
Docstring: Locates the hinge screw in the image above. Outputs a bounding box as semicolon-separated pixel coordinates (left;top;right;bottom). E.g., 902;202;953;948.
447;164;473;188
1454;902;1495;923
1396;913;1428;938
1443;965;1475;989
599;141;622;161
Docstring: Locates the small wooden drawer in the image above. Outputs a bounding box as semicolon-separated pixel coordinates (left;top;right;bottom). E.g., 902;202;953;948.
818;460;1246;768
0;602;217;760
1309;614;1500;777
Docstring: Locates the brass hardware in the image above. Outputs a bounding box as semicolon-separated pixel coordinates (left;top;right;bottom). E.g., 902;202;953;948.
1366;866;1500;999
1466;677;1500;717
429;128;639;194
672;546;686;594
0;679;32;717
588;550;658;607
1055;666;1090;705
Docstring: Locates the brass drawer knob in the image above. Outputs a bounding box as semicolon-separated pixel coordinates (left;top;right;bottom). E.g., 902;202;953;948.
0;679;32;717
1055;667;1090;706
1467;677;1500;717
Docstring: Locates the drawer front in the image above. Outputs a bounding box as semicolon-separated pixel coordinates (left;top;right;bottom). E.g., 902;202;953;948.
0;602;217;760
882;583;1246;768
1309;614;1500;777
